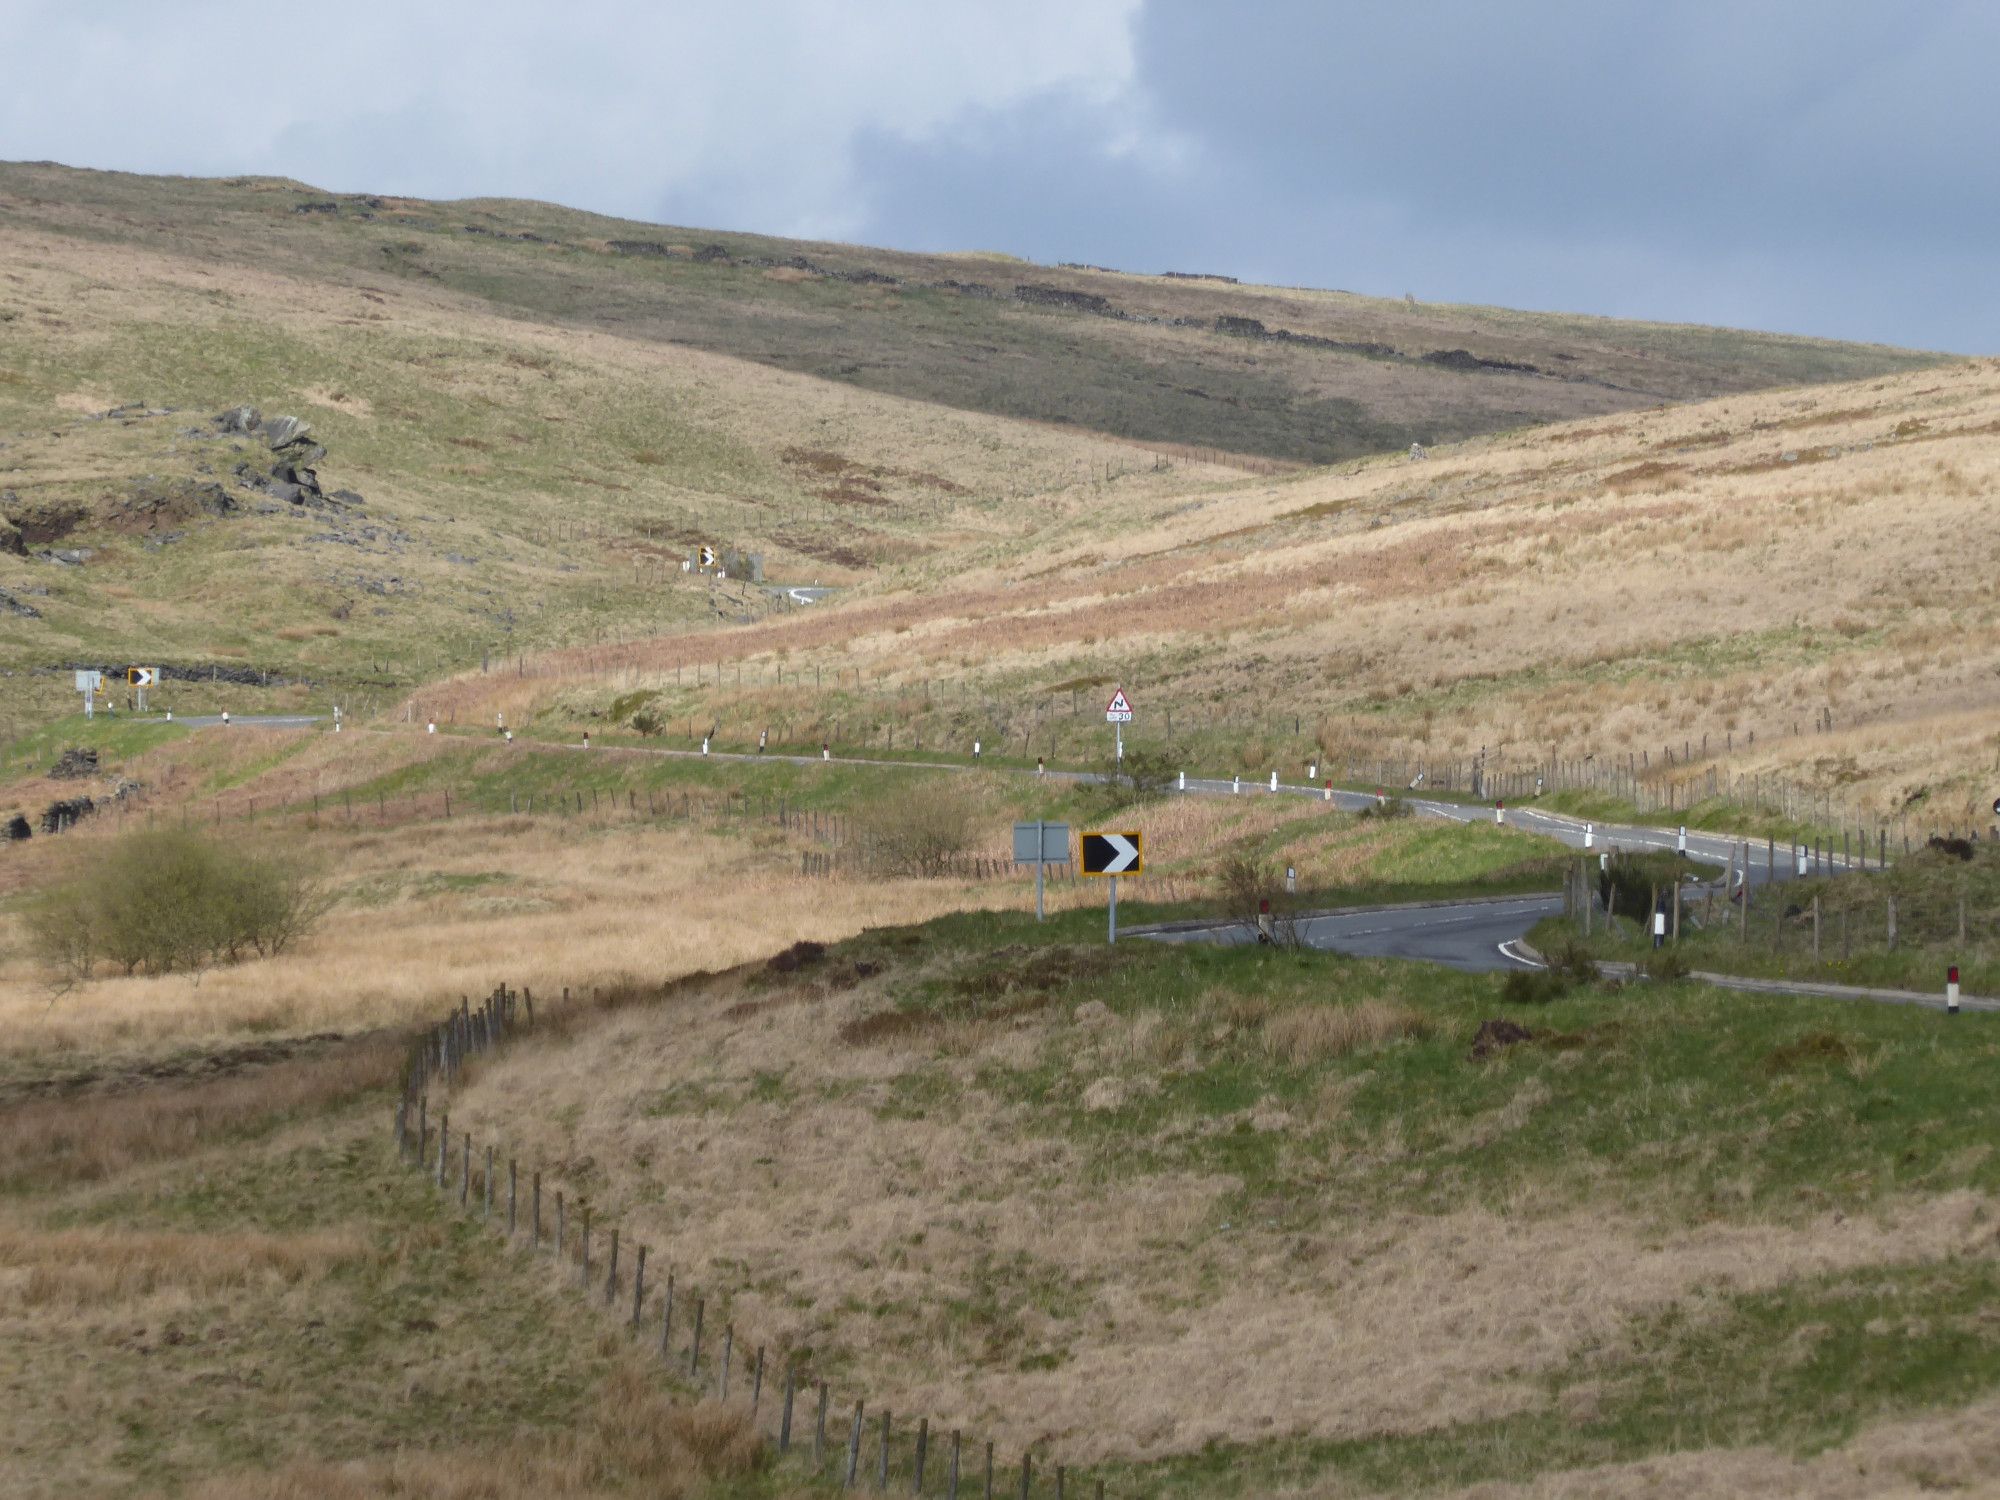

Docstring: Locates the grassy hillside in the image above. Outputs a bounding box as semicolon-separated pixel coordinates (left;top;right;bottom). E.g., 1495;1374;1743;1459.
0;161;1939;470
434;357;2000;829
433;908;2000;1496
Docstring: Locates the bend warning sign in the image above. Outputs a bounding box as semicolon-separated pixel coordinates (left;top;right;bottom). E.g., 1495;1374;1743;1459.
1104;689;1133;723
1081;830;1142;876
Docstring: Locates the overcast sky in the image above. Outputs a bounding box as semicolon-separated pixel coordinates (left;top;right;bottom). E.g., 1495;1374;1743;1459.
4;0;1993;351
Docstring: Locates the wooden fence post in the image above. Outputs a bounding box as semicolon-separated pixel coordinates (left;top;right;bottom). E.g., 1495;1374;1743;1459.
846;1401;864;1489
631;1245;646;1326
815;1383;830;1467
780;1366;796;1451
689;1296;704;1377
532;1172;542;1248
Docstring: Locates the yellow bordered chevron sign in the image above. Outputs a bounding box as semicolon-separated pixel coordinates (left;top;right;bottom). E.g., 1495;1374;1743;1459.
1080;830;1142;876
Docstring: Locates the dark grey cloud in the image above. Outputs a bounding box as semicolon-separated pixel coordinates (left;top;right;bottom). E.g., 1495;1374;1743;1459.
1;1;1990;350
846;1;2000;350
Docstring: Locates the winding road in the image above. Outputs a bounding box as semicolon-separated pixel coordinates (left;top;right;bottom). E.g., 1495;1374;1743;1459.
166;713;1892;984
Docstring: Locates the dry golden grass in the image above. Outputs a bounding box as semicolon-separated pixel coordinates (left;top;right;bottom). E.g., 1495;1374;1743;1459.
177;1377;764;1500
1410;1393;2000;1499
0;814;994;1072
0;1226;367;1310
442;965;2000;1464
1261;997;1430;1064
424;358;2000;827
0;1034;401;1188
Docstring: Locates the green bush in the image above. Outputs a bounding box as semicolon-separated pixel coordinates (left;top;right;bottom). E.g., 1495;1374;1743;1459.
1085;743;1177;811
1644;946;1692;981
25;827;335;984
1501;967;1571;1005
1359;796;1415;821
1501;936;1600;1004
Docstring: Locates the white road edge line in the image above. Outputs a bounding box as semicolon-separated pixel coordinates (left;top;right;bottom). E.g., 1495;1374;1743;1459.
1496;940;1545;969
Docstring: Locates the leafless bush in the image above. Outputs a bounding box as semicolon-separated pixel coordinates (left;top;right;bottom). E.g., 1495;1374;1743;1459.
857;781;977;878
24;826;336;985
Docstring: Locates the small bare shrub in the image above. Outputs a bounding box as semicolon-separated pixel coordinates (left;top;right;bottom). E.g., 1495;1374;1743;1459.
24;827;336;984
858;781;977;878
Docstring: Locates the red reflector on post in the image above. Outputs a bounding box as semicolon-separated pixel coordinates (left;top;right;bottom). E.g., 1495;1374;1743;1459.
1950;966;1960;984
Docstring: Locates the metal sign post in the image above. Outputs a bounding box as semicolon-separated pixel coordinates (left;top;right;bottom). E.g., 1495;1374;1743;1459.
73;669;102;719
1012;821;1071;923
1105;689;1133;766
1081;830;1142;945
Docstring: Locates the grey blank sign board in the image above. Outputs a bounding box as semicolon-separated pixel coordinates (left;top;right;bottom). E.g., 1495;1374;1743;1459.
1013;822;1071;864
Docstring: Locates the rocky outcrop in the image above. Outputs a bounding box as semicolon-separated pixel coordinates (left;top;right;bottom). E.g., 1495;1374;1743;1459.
1214;314;1399;360
40;796;93;834
48;747;98;780
214;407;361;511
1421;348;1541;375
5;814;30;842
1013;284;1114;315
0;587;39;618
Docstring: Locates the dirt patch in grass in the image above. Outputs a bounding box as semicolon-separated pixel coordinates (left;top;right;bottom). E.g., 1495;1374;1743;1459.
1470;1017;1535;1059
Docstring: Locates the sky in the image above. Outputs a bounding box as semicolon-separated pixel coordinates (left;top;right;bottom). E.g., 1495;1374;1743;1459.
3;0;1993;352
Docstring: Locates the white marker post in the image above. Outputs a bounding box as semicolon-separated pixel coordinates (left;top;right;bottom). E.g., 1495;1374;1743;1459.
1795;845;1808;878
1495;800;1505;825
1948;964;1961;1015
428;721;436;735
1584;822;1595;850
1324;779;1332;802
1677;825;1688;854
1233;775;1241;795
1178;770;1186;792
1286;865;1296;894
1269;770;1278;793
1652;909;1666;950
1308;762;1317;780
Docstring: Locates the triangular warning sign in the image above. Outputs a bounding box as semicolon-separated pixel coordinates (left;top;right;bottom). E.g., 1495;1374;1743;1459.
1105;689;1132;714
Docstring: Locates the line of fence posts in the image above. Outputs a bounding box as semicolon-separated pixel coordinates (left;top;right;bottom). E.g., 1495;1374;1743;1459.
395;982;1104;1496
1566;836;1988;972
93;708;2000;859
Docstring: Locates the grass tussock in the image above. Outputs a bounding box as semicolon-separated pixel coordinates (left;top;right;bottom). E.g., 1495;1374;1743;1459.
1261;997;1430;1064
181;1372;762;1500
0;1226;367;1309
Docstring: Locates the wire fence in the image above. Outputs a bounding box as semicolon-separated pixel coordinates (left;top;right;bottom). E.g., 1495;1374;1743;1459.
398;983;1115;1498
